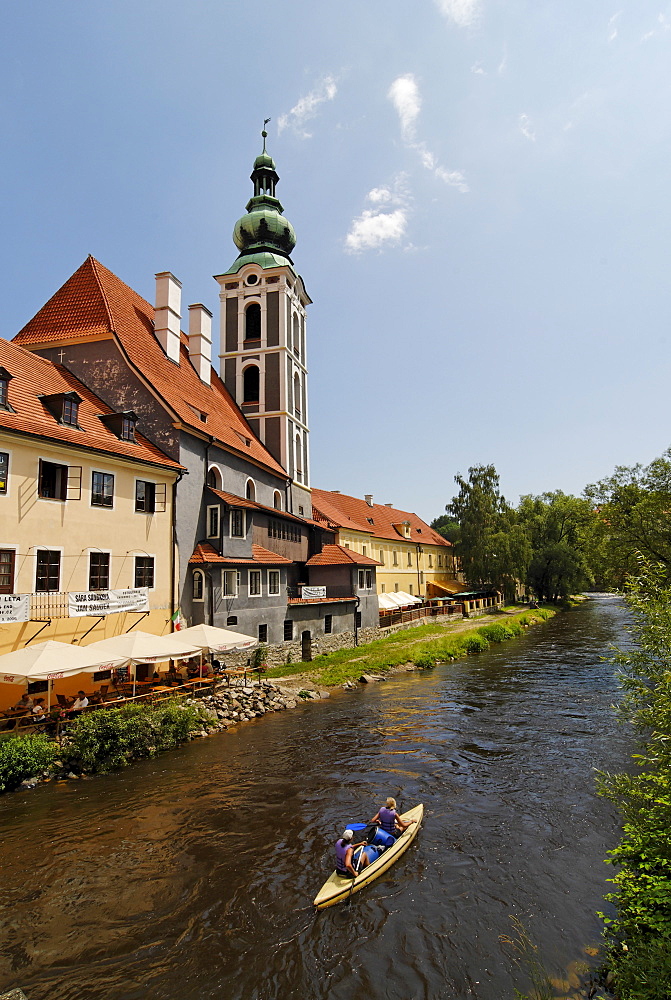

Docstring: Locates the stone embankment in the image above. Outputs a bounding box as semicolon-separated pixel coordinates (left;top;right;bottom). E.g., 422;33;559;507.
189;679;327;734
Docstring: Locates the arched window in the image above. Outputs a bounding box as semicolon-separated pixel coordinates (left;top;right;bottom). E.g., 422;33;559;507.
294;373;301;416
245;303;261;341
227;615;238;626
207;467;222;490
243;365;260;403
273;490;282;510
192;571;204;601
292;314;300;355
295;433;302;482
246;479;256;501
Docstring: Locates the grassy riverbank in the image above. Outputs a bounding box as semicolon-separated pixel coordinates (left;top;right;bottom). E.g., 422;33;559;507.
266;605;556;688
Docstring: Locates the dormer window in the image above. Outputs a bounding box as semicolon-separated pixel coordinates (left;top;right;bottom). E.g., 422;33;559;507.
62;396;79;426
100;410;138;442
40;391;82;428
0;367;13;411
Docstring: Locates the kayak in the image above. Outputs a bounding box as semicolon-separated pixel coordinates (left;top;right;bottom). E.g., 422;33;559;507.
313;803;424;909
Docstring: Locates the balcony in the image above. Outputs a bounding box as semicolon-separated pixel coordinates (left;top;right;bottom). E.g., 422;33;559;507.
287;585;355;603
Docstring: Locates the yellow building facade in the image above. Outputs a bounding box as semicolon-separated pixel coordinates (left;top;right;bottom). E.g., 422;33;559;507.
0;340;181;671
310;490;462;600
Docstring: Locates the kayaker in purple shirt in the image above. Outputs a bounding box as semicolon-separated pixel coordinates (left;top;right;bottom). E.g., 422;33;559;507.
335;829;369;878
369;797;416;838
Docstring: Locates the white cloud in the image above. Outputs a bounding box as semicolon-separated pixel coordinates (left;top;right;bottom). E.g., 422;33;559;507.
278;76;338;138
434;0;481;28
608;11;622;42
367;187;394;204
471;61;485;75
519;113;536;142
345;208;408;253
388;74;421;142
642;11;671;41
387;75;470;195
435;166;470;193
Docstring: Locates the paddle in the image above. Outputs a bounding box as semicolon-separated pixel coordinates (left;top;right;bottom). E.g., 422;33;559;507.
346;840;367;904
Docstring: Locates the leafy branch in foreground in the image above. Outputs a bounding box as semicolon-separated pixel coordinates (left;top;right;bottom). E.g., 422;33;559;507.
597;560;671;999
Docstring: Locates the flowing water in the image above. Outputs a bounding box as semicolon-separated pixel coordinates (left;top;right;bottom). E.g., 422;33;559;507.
0;597;634;1000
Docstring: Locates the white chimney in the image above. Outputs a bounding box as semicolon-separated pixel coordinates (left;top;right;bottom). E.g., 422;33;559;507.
365;494;374;507
188;304;212;384
154;272;182;364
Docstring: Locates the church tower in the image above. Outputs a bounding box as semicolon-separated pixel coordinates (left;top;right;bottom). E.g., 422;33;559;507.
215;130;312;513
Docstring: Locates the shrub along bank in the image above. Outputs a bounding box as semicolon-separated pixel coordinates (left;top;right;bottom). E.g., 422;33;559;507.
266;606;555;688
0;699;213;793
597;565;671;1000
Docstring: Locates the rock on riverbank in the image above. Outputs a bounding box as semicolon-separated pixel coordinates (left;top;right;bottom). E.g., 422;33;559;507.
190;680;326;734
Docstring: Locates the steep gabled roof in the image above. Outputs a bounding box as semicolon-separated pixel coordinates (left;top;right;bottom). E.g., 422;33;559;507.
189;542;292;565
0;338;181;471
13;256;287;478
311;489;451;548
306;544;381;567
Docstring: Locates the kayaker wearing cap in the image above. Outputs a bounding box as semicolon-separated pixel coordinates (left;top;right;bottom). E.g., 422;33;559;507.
370;797;416;839
335;829;369;878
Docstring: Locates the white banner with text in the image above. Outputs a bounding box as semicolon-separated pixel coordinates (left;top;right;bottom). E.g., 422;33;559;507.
68;588;150;617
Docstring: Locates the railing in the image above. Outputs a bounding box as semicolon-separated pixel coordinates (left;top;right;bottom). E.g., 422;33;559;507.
0;679;219;742
287;585;356;600
379;603;464;627
29;592;71;619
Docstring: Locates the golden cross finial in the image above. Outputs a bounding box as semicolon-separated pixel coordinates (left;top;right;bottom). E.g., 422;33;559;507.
262;118;271;151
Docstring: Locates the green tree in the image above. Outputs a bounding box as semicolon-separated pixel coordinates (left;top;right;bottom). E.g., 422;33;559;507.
585;448;671;584
430;514;461;545
447;464;531;599
517;492;595;601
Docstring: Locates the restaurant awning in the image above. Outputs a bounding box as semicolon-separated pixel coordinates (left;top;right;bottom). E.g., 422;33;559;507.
174;624;257;653
0;640;128;685
85;630;202;664
426;580;464;597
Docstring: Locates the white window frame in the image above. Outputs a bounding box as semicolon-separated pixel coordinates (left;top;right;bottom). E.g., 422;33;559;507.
268;570;280;596
0;448;11;498
90;468;115;510
230;508;246;538
0;543;19;593
192;570;205;602
223;569;239;597
132;552;156;590
35;545;64;593
249;569;262;597
87;548;112;591
207;505;220;539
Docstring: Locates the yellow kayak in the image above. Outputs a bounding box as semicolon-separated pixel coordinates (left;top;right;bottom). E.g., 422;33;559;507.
313;803;424;909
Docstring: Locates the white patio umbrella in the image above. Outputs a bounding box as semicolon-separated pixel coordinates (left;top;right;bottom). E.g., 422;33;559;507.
85;631;202;696
175;623;257;653
0;640;128;710
395;591;422;605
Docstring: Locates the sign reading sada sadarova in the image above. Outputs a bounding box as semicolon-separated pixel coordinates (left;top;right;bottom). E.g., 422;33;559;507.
68;588;150;617
0;594;31;624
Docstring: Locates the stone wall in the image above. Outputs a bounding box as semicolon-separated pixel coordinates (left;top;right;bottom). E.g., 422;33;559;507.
218;625;382;669
217;605;478;669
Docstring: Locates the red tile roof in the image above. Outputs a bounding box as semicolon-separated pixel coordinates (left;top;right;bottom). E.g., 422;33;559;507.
311;489;451;548
306;544;382;567
0;338;182;471
251;543;292;565
13;256;287;478
189;542;291;565
209;488;312;525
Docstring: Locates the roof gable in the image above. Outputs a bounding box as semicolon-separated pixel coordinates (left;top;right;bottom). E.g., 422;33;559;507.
311;488;451;548
13;256;287;479
0;338;181;470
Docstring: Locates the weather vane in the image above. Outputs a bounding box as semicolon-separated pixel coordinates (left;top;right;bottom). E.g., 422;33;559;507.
262;118;271;151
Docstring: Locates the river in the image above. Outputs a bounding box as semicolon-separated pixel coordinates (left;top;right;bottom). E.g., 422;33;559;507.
0;597;633;1000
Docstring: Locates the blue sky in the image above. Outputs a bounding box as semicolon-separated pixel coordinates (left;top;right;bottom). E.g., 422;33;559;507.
2;1;670;521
